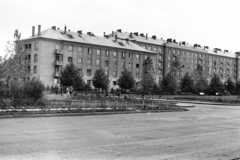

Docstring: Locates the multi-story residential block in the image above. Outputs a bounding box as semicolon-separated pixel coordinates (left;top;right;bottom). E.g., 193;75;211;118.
21;25;239;89
22;25;155;89
111;30;238;82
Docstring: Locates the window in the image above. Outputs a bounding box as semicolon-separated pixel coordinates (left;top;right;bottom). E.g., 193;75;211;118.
88;48;92;55
159;48;162;53
78;47;82;52
34;54;37;62
159;55;162;60
68;45;73;51
77;58;82;64
113;51;117;58
105;70;108;76
142;45;145;49
122;52;125;58
114;61;117;68
129;53;132;58
55;44;60;50
121;62;125;68
168;56;170;60
34;66;37;73
129;63;132;68
113;81;117;86
34;42;38;51
148;46;151;50
153;47;157;52
87;59;92;65
136;73;139;78
136;63;139;68
96;59;100;66
159;62;162;67
68;57;72;63
97;49;100;56
105;60;109;67
113;71;117;77
105;50;109;57
136;54;139;59
87;69;91;76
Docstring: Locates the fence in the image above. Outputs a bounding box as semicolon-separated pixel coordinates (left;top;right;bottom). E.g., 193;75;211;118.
48;98;177;111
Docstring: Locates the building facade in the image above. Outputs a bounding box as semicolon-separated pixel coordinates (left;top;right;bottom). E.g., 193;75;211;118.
22;25;240;88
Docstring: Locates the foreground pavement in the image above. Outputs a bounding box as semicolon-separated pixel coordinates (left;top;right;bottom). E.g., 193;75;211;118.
1;103;240;160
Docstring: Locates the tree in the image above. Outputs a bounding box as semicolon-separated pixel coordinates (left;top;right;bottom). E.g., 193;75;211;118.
161;72;178;94
235;80;240;95
181;72;194;93
60;63;85;91
92;68;110;91
192;64;208;93
225;77;235;94
117;69;135;92
141;56;155;94
170;58;183;88
208;73;224;94
0;30;28;96
0;30;28;80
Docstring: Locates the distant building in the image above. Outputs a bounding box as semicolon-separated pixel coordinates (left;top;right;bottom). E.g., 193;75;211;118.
21;25;240;88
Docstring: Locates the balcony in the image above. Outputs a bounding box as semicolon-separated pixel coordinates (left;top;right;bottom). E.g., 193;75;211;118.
55;49;63;54
53;72;60;77
55;60;63;65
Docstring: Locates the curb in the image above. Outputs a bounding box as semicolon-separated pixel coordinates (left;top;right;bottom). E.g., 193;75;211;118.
0;109;188;119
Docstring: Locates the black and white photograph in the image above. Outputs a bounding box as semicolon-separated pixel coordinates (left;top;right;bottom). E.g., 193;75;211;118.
0;0;240;159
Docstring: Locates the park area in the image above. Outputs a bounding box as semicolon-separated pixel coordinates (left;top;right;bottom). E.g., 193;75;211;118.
1;103;240;160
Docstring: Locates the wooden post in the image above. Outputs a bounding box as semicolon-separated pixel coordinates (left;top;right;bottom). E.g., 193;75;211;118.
151;96;153;108
126;99;127;110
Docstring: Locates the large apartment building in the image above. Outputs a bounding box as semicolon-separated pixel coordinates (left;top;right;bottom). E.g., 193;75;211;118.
21;25;240;88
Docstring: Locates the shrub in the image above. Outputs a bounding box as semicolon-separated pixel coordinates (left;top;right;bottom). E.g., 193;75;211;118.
23;79;45;99
46;85;50;91
35;98;49;106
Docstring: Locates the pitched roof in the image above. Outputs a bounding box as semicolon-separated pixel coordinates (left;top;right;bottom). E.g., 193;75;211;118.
111;31;237;58
22;28;155;53
110;31;166;45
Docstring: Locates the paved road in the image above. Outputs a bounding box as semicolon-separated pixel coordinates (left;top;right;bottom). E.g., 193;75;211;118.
1;104;240;160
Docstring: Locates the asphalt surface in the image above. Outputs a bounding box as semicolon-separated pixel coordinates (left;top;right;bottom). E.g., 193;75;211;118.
1;103;240;160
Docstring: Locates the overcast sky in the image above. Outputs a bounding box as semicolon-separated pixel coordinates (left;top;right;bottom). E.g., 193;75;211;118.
0;0;240;57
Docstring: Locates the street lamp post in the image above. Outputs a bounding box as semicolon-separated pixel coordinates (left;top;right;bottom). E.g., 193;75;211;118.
225;82;228;92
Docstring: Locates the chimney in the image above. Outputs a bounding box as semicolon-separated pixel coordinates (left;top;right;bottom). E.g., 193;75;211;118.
87;32;92;36
133;32;138;36
32;26;35;37
52;26;56;30
117;29;122;33
146;34;148;40
115;35;117;41
64;25;67;34
112;31;114;37
129;33;133;38
140;33;144;37
104;32;105;37
38;25;41;36
77;30;82;34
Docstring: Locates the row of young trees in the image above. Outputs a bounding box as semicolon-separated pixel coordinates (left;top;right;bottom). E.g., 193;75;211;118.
160;59;240;95
59;56;156;93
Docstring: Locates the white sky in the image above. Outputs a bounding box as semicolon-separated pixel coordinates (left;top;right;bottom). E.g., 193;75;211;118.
0;0;240;57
